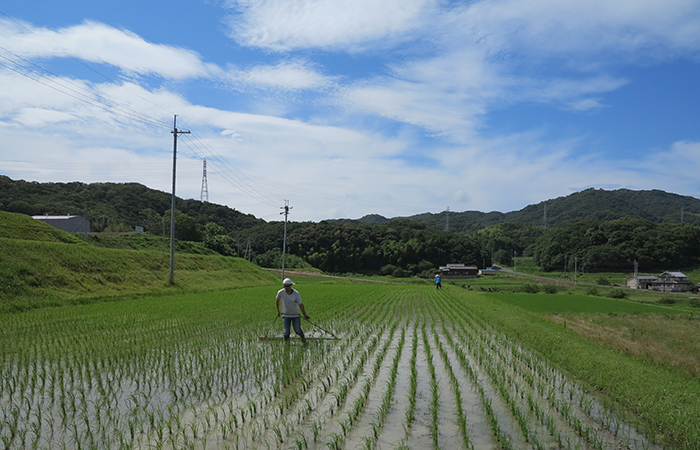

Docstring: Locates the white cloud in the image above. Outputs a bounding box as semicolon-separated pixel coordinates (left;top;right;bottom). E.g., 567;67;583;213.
12;108;76;127
0;19;218;79
227;60;336;91
224;0;432;51
636;140;700;180
2;3;700;222
456;0;700;60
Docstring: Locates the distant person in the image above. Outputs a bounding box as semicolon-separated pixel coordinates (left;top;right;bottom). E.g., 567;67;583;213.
276;278;309;341
435;274;442;289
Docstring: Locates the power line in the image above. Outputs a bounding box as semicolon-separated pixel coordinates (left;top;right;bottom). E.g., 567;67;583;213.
0;15;418;219
0;47;171;130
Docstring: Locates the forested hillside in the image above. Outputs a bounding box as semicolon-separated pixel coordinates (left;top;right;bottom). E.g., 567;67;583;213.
532;217;700;272
340;188;700;232
0;176;262;233
4;176;700;275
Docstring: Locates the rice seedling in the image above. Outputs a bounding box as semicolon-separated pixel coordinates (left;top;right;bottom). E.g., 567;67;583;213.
0;282;673;450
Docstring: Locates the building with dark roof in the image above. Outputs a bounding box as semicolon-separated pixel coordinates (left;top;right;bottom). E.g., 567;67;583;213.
32;215;90;233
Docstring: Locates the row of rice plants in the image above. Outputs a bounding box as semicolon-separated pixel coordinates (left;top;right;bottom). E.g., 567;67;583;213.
433;289;662;450
222;294;397;449
1;282;665;450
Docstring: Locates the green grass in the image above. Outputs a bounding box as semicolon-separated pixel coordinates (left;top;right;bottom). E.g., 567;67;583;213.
75;232;218;255
492;292;685;314
511;256;633;285
453;285;700;449
0;236;277;312
0;211;84;243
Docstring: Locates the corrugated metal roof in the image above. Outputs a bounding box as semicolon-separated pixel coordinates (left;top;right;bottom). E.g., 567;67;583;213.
32;215;80;220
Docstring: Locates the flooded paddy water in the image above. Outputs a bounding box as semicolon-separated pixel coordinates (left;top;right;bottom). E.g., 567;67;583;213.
0;285;665;449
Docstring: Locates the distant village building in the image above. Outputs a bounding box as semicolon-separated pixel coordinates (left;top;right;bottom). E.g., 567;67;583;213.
32;215;90;233
479;267;499;276
653;271;694;292
627;271;694;292
438;263;479;278
626;275;658;290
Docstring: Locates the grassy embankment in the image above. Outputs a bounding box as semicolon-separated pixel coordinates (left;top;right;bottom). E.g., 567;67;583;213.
0;211;277;312
512;256;700;288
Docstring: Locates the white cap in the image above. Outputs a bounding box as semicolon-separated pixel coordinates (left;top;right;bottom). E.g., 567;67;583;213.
282;278;295;285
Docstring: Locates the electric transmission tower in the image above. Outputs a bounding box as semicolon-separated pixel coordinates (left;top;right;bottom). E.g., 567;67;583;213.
444;206;450;232
543;202;548;228
200;159;209;202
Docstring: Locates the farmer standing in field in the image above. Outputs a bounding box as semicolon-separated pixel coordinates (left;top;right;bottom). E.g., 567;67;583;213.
435;273;442;289
276;278;309;341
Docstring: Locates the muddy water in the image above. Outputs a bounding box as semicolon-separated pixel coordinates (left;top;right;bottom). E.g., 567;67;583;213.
434;330;499;449
425;328;465;448
402;326;436;449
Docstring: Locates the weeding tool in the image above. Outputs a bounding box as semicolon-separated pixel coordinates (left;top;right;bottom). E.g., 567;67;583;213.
304;317;341;340
259;315;278;340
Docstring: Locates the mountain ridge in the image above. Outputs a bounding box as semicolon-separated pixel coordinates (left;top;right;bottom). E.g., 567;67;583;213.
2;175;699;233
335;188;700;233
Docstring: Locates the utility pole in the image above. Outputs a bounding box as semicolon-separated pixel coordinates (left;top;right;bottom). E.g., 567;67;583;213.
280;200;292;280
200;159;209;202
170;115;190;284
444;206;450;232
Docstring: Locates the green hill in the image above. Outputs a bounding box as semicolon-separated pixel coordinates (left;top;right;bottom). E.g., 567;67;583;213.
0;211;277;312
0;175;264;233
0;210;84;243
339;188;700;232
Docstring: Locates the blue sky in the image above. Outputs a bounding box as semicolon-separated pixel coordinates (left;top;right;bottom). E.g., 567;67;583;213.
1;0;700;222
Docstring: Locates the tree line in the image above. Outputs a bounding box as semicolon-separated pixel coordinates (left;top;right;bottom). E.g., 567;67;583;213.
4;176;700;275
531;217;700;272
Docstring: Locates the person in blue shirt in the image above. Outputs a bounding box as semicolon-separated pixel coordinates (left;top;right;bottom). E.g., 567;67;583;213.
435;274;442;289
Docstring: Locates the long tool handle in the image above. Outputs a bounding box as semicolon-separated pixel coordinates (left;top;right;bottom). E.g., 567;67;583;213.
259;315;279;340
304;317;340;340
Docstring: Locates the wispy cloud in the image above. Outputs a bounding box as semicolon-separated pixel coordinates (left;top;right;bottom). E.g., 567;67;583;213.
226;60;336;91
223;0;432;51
455;0;700;60
0;19;219;79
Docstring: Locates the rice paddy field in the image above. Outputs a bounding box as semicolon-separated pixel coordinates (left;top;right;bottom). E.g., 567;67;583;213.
2;280;699;449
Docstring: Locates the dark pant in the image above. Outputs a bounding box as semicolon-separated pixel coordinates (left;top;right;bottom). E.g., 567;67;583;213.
283;316;304;338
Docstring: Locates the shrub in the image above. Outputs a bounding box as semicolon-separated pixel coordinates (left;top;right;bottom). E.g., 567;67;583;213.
608;289;628;299
597;277;611;286
657;296;675;305
542;284;558;294
585;286;599;296
379;264;397;276
689;298;700;308
392;267;408;278
522;284;540;294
